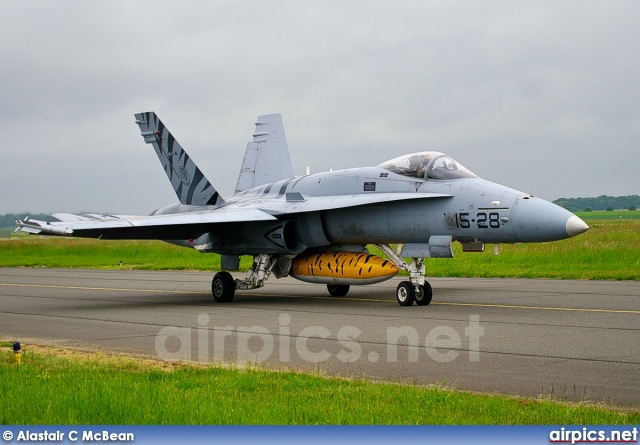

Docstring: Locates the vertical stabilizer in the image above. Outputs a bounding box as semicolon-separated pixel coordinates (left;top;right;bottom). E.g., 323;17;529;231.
235;114;294;192
135;112;224;207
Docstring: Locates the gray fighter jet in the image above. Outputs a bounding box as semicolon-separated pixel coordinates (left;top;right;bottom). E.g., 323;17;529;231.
16;112;589;306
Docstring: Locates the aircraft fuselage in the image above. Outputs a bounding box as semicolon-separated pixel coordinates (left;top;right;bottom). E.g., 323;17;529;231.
156;165;583;256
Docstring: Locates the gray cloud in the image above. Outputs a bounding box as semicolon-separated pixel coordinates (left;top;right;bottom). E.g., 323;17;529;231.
1;0;638;214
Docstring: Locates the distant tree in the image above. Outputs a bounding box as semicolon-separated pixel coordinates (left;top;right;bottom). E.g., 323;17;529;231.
606;206;614;212
554;194;640;212
584;207;593;212
630;205;637;211
0;213;56;229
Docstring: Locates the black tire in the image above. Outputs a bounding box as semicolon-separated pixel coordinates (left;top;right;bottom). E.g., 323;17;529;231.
212;272;236;303
396;281;415;306
414;281;433;306
327;284;350;297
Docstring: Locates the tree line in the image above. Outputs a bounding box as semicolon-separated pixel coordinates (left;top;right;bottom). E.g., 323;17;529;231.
553;195;640;212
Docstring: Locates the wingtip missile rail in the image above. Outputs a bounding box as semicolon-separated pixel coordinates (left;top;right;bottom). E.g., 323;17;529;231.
15;218;73;236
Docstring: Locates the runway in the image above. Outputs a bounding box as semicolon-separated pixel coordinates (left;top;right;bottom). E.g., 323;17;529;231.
1;268;639;406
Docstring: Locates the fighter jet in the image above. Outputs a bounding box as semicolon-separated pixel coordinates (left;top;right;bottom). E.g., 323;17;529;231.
16;112;589;306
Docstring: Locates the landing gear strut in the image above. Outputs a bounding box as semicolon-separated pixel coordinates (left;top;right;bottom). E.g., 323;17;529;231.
376;244;433;307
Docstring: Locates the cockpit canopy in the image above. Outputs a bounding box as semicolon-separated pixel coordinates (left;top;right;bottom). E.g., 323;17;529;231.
377;151;478;180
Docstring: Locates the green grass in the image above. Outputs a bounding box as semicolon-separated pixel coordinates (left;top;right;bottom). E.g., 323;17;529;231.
0;236;253;271
575;210;640;221
1;346;638;425
1;219;638;280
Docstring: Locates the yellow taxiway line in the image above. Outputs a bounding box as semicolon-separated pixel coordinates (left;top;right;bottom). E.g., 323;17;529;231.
1;282;639;315
0;282;197;295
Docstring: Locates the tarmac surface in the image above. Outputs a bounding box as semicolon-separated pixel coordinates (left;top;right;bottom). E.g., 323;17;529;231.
1;268;639;406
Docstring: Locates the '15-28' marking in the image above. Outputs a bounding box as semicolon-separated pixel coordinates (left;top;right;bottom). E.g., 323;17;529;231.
456;212;502;229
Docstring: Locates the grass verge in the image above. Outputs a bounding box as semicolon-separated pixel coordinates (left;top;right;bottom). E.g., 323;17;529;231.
574;210;640;221
1;343;638;425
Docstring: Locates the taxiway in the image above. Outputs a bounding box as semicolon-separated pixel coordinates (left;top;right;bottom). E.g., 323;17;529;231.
1;268;638;406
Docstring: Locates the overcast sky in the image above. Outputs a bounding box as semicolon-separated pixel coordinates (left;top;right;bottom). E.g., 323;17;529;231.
2;1;638;214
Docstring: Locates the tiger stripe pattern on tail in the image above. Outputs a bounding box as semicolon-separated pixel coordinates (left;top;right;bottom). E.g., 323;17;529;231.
134;112;224;207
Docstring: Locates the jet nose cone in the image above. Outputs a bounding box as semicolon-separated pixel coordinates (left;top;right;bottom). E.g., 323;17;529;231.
566;215;589;237
511;197;589;242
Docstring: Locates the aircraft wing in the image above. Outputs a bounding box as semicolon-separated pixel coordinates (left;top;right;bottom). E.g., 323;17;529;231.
238;192;454;215
15;208;277;240
16;193;452;240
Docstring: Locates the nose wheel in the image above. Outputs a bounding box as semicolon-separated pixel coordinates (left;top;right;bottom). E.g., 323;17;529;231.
396;282;415;306
414;281;432;306
396;281;432;306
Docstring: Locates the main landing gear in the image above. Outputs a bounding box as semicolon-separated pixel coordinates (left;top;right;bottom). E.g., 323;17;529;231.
327;284;350;297
211;271;235;303
211;254;275;303
211;253;354;302
376;244;433;307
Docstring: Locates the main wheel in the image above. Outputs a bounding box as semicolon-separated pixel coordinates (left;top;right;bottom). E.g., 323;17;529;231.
414;281;433;306
212;272;236;303
327;284;350;297
396;281;415;306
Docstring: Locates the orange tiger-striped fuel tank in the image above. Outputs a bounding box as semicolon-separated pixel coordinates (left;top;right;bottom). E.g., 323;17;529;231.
290;251;399;285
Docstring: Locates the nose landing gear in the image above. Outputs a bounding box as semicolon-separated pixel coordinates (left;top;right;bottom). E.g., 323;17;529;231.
377;244;439;306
